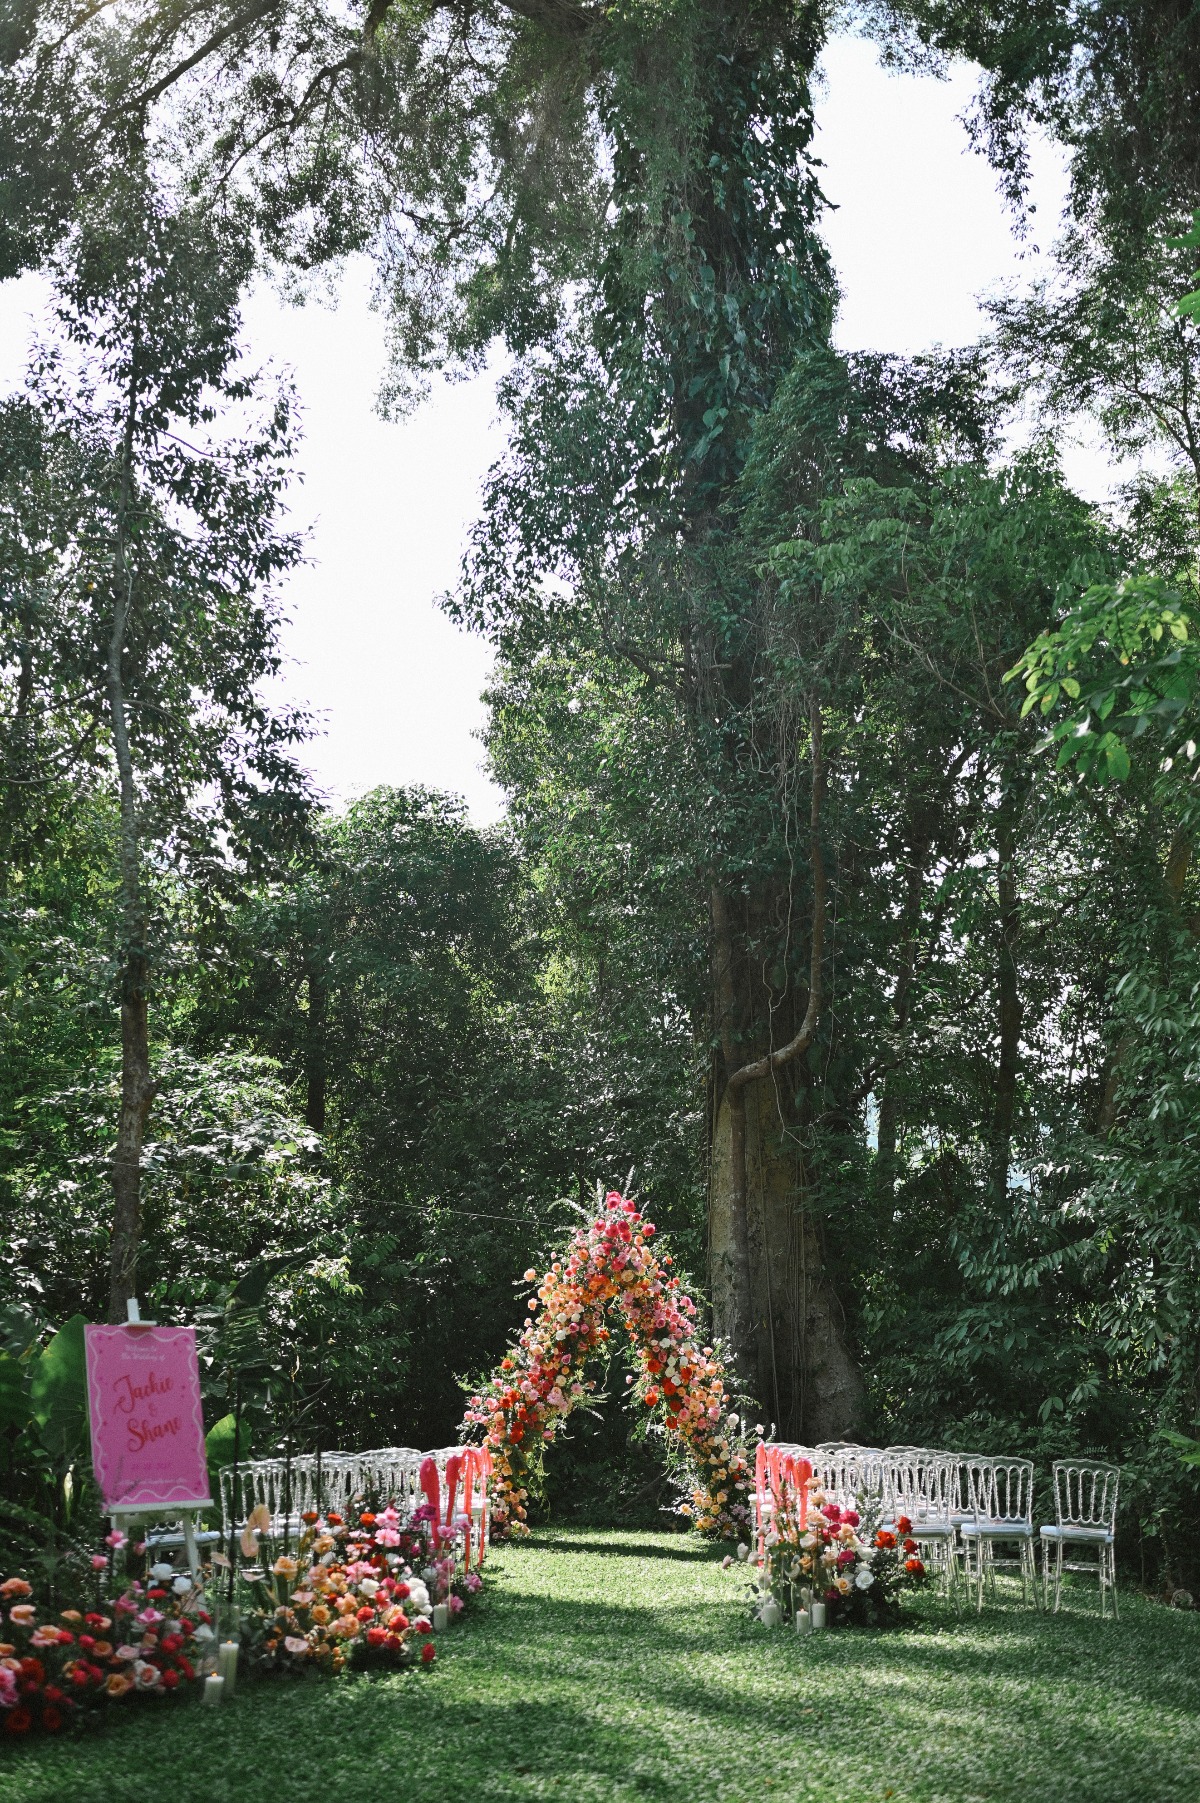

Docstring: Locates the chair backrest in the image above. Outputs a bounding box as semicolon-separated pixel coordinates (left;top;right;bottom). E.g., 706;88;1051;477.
1053;1460;1119;1533
982;1458;1034;1526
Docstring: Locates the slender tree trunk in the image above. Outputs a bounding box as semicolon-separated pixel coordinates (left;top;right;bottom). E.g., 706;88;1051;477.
990;779;1025;1203
0;624;35;894
304;953;328;1134
709;884;755;1390
106;323;156;1324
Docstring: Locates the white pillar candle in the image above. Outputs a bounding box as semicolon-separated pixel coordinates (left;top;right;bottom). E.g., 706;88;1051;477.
203;1673;225;1706
810;1601;826;1630
760;1599;782;1628
795;1608;811;1634
217;1641;239;1694
432;1602;450;1631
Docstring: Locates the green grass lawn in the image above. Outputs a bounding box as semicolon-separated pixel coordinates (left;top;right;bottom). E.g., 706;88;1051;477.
6;1527;1199;1803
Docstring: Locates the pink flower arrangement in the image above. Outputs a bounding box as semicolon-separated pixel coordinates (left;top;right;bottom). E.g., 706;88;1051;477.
238;1506;485;1678
748;1482;928;1628
462;1190;751;1538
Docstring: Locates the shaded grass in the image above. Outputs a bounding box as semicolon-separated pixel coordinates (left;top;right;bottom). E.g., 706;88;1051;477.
6;1527;1200;1803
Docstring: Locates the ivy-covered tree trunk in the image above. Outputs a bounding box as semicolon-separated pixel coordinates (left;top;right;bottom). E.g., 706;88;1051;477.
709;1075;863;1438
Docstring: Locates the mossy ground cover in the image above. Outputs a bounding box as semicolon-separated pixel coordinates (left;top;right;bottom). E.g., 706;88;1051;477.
6;1527;1199;1803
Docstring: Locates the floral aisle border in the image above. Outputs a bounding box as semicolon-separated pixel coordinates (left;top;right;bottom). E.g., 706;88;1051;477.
462;1190;751;1538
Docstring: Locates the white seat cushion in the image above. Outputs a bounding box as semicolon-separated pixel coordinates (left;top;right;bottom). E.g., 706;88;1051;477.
1039;1525;1114;1543
960;1521;1033;1538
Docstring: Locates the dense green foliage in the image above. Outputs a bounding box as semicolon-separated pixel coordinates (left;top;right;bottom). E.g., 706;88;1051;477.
5;0;1200;1598
9;1531;1200;1803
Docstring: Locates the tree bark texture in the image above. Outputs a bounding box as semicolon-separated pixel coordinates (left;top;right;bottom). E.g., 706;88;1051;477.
707;702;864;1436
709;1073;864;1439
989;779;1026;1203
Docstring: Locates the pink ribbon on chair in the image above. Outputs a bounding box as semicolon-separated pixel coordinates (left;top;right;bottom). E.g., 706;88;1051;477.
795;1457;812;1529
439;1449;457;1550
419;1455;442;1542
755;1441;770;1556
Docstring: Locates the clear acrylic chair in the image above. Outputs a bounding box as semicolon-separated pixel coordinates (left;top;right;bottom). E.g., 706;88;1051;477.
959;1457;1038;1611
1040;1461;1120;1617
883;1451;960;1602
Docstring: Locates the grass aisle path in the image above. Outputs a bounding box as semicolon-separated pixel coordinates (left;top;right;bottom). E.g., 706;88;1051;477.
8;1527;1200;1803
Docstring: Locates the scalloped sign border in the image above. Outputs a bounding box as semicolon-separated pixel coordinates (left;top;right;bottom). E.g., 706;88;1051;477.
84;1325;211;1511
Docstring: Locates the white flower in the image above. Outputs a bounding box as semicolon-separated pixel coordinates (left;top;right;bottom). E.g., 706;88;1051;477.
407;1583;431;1614
736;1543;750;1562
172;1576;193;1595
149;1562;175;1582
192;1622;215;1642
133;1660;162;1690
855;1565;875;1590
358;1577;379;1599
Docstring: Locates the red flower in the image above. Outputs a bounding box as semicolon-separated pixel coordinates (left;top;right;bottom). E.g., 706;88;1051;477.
843;1510;860;1528
836;1548;856;1570
161;1670;180;1690
903;1538;918;1554
147;1588;167;1600
19;1658;45;1685
41;1705;64;1733
327;1512;344;1526
359;1512;376;1529
43;1687;63;1705
905;1557;924;1575
366;1627;388;1647
421;1642;436;1665
3;1708;31;1735
875;1531;897;1549
896;1516;913;1535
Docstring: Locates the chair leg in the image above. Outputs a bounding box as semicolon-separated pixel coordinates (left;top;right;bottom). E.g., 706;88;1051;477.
1053;1538;1064;1613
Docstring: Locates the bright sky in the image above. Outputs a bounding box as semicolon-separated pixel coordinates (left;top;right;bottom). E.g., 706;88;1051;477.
0;35;1085;825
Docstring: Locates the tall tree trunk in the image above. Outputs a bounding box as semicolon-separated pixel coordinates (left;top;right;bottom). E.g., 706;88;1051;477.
304;953;328;1134
709;885;755;1391
106;323;155;1324
707;701;863;1434
990;778;1026;1203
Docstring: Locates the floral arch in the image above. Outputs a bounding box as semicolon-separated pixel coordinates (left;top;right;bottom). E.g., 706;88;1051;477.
461;1191;751;1539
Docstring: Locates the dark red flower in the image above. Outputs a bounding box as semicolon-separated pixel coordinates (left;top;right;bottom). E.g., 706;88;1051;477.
366;1627;388;1647
161;1670;180;1690
3;1708;31;1735
41;1706;63;1733
421;1642;436;1664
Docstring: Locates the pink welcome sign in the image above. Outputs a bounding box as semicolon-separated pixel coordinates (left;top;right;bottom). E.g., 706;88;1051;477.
84;1325;211;1512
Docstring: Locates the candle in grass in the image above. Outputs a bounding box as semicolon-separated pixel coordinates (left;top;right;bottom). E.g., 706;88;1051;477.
810;1601;826;1630
217;1641;239;1693
795;1609;811;1634
760;1599;782;1628
432;1602;450;1631
203;1673;225;1706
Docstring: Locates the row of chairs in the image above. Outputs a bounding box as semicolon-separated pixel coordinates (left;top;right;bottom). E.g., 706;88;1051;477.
756;1441;1120;1616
